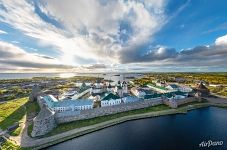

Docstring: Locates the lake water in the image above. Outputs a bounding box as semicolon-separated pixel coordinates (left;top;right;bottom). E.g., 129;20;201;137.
47;107;227;150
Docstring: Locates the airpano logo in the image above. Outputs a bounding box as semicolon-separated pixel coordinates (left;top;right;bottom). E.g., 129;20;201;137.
199;140;223;148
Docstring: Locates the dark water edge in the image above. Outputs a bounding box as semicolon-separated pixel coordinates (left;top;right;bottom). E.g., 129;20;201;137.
46;107;227;150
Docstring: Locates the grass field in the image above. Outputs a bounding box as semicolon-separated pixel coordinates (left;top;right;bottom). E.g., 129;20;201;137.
0;97;28;130
0;140;21;150
46;104;169;136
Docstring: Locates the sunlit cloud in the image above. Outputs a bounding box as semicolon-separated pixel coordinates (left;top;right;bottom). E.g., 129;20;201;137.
0;0;226;72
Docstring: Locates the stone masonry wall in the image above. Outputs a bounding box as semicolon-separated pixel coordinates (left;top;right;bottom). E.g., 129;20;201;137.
31;114;56;137
163;97;198;108
31;97;57;137
55;99;163;124
176;97;198;106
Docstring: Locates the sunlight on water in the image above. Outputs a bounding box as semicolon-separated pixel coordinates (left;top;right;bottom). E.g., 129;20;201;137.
59;73;75;78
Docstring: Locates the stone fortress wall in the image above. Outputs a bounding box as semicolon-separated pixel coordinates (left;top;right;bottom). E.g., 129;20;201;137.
55;99;163;123
30;82;209;137
55;97;199;124
31;102;56;137
31;86;200;137
163;97;199;108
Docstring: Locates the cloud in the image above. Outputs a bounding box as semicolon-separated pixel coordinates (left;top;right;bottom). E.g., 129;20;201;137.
0;0;167;66
215;34;227;45
84;64;106;69
0;0;226;72
11;41;20;44
119;45;177;63
119;35;227;68
34;54;55;60
0;29;7;34
174;45;227;66
0;41;73;70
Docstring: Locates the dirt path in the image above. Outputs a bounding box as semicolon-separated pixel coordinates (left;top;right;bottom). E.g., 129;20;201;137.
8;114;27;145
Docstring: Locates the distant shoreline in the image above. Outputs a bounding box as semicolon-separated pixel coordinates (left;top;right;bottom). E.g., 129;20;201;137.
0;72;142;80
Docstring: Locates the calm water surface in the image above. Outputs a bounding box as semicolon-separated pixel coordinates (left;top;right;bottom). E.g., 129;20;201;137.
47;107;227;150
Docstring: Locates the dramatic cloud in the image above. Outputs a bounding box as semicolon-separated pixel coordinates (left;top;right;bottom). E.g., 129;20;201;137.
119;35;227;68
0;41;73;70
120;46;177;63
0;0;167;66
0;0;226;72
175;45;227;66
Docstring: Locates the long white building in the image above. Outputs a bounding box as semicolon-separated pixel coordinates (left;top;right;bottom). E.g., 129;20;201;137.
39;95;94;112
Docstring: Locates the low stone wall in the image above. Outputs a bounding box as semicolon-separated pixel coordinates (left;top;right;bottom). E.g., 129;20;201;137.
176;97;198;106
162;97;198;108
55;99;163;124
163;99;177;108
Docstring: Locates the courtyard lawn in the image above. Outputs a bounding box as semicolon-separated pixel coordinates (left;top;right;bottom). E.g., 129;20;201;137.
0;97;28;130
46;104;169;136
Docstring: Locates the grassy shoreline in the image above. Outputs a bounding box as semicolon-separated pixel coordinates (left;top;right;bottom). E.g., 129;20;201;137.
29;102;215;150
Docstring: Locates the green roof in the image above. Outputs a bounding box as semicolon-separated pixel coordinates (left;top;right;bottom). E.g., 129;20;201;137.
163;93;173;98
170;91;187;95
117;85;122;89
144;93;162;99
102;93;120;101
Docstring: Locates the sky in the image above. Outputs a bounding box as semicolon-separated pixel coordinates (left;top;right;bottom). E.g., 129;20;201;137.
0;0;227;73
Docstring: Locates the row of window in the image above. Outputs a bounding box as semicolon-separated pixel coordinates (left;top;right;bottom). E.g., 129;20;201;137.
53;105;93;112
101;100;121;106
